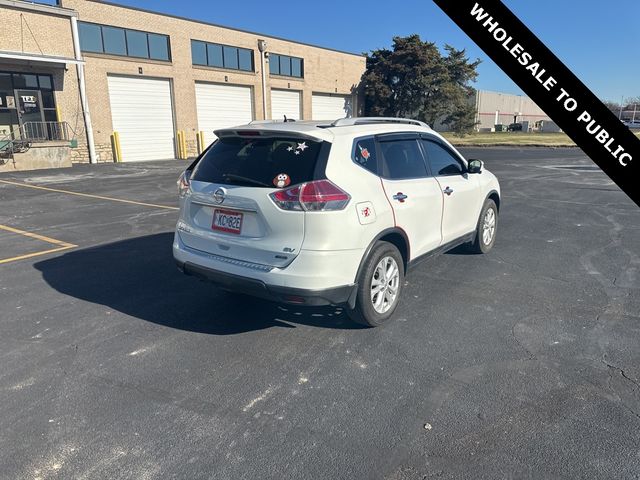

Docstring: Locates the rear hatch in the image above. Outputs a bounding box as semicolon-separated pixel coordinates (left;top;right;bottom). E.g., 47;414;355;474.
179;130;329;268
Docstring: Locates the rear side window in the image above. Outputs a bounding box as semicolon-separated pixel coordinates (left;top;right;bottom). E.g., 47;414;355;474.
191;136;324;188
422;140;464;176
352;137;377;175
379;139;428;179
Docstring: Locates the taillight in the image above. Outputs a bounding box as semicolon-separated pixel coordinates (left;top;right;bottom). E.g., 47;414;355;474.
269;179;350;211
177;170;191;197
270;185;303;211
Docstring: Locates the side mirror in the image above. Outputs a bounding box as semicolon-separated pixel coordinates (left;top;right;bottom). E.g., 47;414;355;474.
468;159;483;174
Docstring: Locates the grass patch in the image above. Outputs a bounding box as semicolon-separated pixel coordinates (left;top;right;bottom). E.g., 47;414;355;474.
441;131;640;147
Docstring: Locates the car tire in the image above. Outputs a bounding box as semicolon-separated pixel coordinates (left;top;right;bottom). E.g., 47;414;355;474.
347;241;404;327
468;199;498;254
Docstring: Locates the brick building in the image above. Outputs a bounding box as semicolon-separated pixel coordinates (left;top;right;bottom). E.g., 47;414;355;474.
0;0;366;167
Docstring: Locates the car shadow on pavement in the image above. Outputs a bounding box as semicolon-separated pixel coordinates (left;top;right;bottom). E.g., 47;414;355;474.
444;245;479;256
34;233;366;334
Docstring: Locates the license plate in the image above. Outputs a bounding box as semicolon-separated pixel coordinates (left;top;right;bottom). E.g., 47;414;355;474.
212;209;243;234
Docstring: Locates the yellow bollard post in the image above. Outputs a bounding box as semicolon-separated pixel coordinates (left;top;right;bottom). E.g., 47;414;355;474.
180;130;187;159
199;130;205;154
113;131;122;162
176;131;183;159
110;134;117;162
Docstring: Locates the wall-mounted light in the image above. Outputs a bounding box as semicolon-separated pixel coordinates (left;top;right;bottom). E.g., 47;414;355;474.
138;67;143;75
225;76;229;82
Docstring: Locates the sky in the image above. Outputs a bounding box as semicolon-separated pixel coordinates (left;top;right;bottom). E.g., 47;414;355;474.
111;0;639;102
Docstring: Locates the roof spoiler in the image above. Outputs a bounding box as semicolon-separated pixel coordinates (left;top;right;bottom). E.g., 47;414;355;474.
213;128;323;142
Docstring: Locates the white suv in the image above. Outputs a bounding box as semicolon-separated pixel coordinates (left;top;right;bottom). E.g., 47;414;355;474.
173;118;500;326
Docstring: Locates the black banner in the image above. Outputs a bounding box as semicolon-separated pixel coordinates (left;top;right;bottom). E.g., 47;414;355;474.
433;0;640;208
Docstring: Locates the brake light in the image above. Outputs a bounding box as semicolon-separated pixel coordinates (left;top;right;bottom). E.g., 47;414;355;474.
269;180;350;211
177;170;191;197
235;130;262;136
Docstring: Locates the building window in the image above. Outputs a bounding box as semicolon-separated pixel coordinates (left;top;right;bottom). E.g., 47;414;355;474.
78;21;171;62
102;26;126;56
191;40;207;66
190;40;254;72
78;22;103;53
148;33;170;61
269;54;304;78
125;30;149;58
0;71;57;136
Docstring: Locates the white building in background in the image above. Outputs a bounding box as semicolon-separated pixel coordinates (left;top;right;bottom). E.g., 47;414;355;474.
472;90;552;131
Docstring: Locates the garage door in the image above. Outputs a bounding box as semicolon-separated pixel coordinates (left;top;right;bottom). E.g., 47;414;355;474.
312;93;353;120
107;76;175;162
195;83;253;146
271;89;301;121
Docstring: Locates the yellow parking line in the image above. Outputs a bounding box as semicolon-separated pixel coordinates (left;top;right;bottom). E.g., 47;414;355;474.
0;224;78;265
0;179;179;211
0;224;76;248
0;245;76;265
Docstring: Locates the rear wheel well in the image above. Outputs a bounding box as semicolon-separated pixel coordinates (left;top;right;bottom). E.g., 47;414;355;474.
488;192;500;212
378;232;409;272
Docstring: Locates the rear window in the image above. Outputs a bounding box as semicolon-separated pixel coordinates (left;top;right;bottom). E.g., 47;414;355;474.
191;136;325;188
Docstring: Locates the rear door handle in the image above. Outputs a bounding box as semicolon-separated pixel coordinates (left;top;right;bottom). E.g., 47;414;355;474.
443;187;454;196
392;193;408;203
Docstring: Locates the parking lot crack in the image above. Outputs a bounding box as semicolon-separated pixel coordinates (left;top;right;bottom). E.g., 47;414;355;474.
493;254;569;284
601;356;640;392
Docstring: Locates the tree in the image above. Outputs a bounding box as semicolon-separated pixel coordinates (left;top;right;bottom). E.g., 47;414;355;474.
602;100;621;117
362;35;481;135
602;97;640;120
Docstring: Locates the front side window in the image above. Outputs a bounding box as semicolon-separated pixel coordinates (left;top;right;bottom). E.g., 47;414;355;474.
379;138;428;179
422;140;464;176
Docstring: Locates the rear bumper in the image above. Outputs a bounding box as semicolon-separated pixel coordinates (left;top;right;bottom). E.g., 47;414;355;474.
176;260;356;306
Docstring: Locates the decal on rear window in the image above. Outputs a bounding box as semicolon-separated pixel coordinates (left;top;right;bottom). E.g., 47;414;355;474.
273;173;291;188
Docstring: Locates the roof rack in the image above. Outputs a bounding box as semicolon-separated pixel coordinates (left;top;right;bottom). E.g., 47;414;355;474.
249;116;297;125
248;120;278;125
331;117;430;128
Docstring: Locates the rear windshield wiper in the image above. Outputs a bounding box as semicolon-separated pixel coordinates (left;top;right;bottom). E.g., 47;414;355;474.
221;173;270;187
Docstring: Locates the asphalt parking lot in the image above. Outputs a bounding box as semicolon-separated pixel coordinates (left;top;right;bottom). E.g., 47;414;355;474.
1;148;639;479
